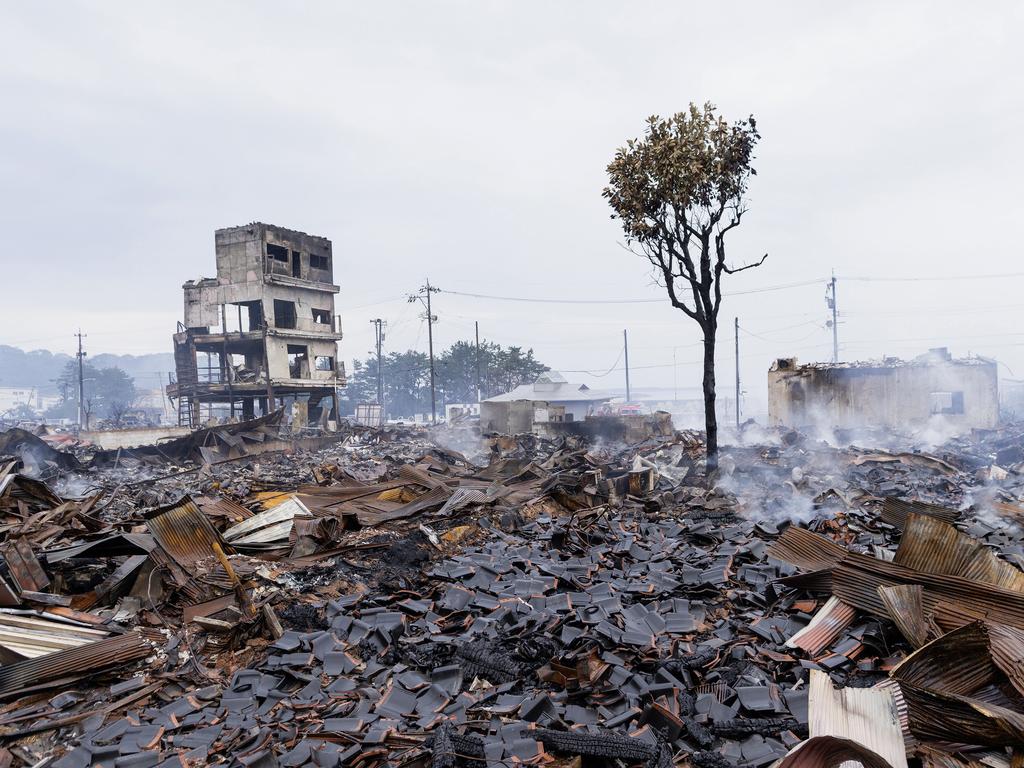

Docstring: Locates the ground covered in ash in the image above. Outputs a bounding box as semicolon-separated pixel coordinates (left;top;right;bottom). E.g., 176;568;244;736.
0;422;1023;767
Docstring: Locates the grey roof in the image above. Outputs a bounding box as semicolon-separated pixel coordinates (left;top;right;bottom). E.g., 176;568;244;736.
482;381;616;404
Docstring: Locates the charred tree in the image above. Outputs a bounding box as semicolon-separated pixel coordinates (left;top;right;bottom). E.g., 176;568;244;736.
604;103;765;474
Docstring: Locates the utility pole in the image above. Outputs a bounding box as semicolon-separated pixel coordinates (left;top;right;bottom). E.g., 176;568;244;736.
370;318;386;414
409;281;441;424
673;347;678;402
474;321;481;403
75;330;87;431
623;329;631;403
734;317;740;429
827;272;839;363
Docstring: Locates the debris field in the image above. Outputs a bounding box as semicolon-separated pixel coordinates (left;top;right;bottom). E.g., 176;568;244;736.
0;420;1023;767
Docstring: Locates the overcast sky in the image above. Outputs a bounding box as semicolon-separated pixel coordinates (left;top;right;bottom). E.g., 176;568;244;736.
2;1;1023;413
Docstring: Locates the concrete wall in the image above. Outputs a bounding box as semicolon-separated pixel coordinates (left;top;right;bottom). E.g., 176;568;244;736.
214;223;334;285
82;426;192;450
265;336;340;382
480;400;536;434
768;361;999;432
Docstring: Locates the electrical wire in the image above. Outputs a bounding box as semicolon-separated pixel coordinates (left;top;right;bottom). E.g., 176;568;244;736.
560;346;625;377
440;277;827;305
839;271;1024;283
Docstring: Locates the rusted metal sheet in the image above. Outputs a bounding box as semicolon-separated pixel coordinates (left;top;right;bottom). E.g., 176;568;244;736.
890;621;1024;746
878;585;930;648
0;633;151;698
194;495;253;523
773;526;1024;630
3;538;49;593
880;498;959;529
786;596;856;656
766;526;847;572
145;495;224;567
829;559;1024;630
774;736;896;768
893;513;1024;592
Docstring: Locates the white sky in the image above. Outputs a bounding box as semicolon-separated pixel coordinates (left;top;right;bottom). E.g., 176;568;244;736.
2;1;1024;414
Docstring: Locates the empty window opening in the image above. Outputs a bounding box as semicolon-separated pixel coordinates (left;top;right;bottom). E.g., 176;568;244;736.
273;300;297;329
312;308;331;325
315;355;335;372
267;243;289;262
226;353;259;383
287;345;309;378
930;391;965;415
246;301;264;331
291;250;302;278
309;253;330;271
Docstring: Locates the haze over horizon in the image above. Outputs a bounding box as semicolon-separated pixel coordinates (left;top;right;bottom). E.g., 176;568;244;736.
3;1;1024;414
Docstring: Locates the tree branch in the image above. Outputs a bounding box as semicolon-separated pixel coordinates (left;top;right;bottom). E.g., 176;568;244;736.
722;253;768;274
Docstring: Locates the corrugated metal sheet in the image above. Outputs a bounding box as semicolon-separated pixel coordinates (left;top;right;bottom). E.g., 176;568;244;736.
145;496;224;567
195;495;253;522
830;559;1024;630
2;538;49;593
766;527;848;572
894;513;1024;592
397;463;449;490
773;736;897;768
878;584;929;648
0;610;111;659
223;496;310;546
436;487;493;517
880;498;959;529
786;596;856;656
873;678;914;749
806;669;908;768
0;633;151;698
987;622;1024;695
890;621;1024;746
772;526;1024;630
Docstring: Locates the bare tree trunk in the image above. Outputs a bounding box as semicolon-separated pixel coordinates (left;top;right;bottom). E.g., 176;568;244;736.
702;328;718;476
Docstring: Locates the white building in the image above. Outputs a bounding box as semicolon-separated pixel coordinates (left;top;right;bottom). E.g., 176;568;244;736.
480;372;615;434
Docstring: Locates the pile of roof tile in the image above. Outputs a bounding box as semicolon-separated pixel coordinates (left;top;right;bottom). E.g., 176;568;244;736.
0;423;1021;766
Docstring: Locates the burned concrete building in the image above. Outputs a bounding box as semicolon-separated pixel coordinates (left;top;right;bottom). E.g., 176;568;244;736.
768;347;998;434
168;223;346;427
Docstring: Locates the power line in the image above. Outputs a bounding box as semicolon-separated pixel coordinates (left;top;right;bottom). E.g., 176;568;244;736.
441;278;827;305
840;271;1024;283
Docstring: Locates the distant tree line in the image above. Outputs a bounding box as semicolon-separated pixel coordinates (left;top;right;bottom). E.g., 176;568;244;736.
46;361;137;426
341;340;548;418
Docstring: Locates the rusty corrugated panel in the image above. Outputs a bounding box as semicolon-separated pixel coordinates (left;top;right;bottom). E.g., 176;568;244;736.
0;633;151;698
145;495;224;568
830;558;1024;630
772;527;1024;630
894;513;1024;592
878;584;929;648
986;622;1024;695
195;495;253;522
880;498;958;529
774;736;896;768
766;526;847;572
2;538;49;593
890;621;1024;746
786;596;856;656
397;463;449;490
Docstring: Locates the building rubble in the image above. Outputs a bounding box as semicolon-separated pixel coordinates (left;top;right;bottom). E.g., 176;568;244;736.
0;421;1022;765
